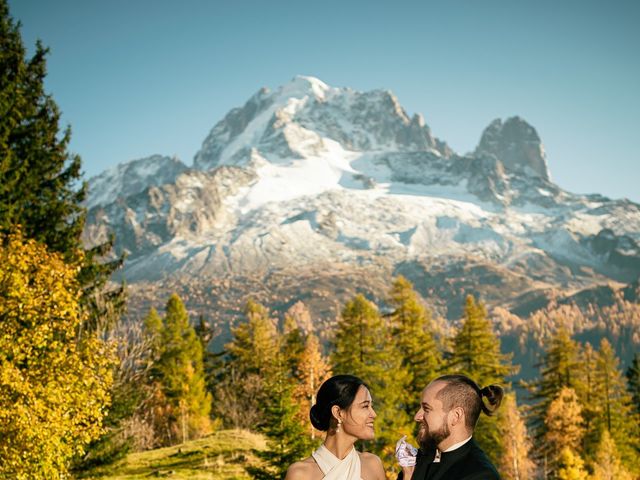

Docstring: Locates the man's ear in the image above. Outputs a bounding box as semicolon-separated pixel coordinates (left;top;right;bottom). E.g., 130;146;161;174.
449;406;465;427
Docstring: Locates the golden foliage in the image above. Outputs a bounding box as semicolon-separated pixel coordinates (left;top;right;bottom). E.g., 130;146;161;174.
0;230;114;479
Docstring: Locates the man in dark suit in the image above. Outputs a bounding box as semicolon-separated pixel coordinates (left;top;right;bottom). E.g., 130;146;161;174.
397;374;504;480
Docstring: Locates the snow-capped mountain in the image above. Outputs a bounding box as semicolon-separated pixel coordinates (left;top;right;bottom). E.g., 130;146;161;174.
83;75;640;325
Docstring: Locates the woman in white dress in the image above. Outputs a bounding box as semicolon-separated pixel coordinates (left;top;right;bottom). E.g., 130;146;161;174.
285;374;386;480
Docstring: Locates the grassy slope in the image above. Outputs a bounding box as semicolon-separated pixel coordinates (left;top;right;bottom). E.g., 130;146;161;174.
79;429;267;480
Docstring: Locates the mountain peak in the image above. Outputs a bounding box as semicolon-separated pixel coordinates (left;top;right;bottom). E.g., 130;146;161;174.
278;75;332;101
475;116;550;181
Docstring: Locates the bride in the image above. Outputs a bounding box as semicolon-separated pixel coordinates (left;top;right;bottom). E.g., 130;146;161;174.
285;374;386;480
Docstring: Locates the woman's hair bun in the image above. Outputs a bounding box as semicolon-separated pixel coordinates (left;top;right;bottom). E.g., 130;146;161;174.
309;404;329;431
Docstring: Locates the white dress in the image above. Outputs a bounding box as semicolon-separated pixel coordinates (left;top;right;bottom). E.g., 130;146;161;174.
312;444;362;480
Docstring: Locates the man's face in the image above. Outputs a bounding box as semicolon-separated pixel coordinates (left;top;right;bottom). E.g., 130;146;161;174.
414;381;450;450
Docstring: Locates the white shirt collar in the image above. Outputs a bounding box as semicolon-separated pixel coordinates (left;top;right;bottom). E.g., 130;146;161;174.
433;436;473;462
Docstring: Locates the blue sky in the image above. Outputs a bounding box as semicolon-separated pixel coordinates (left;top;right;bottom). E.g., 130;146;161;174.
8;0;640;202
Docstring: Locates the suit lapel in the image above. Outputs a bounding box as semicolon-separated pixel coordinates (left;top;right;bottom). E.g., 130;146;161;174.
413;448;434;480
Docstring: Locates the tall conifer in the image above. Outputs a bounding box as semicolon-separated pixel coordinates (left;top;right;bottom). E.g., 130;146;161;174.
247;351;313;479
154;294;211;445
626;352;640;416
331;294;412;463
388;276;441;415
589;338;640;474
446;295;515;463
0;0;124;331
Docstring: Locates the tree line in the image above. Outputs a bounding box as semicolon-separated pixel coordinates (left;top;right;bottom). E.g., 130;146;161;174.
101;278;639;479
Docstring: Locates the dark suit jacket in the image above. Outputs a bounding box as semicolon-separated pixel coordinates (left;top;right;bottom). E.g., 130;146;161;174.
397;438;500;480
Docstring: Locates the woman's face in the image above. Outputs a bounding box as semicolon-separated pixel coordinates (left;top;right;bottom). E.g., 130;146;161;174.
340;385;377;440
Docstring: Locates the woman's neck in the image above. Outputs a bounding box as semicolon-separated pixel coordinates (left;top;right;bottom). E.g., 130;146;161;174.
323;433;356;460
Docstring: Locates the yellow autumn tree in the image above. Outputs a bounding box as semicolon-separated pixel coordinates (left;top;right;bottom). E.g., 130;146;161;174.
497;393;534;480
556;447;588;480
293;333;331;439
544;387;585;478
0;231;114;479
589;430;633;480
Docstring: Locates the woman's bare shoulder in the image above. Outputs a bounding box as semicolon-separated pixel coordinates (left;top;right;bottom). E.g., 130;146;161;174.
359;451;385;479
285;457;320;480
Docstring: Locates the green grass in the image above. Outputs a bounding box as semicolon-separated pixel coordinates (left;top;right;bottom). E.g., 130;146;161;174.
79;429;267;480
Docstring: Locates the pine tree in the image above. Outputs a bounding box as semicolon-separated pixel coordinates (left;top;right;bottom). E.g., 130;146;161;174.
626;352;640;416
282;313;306;376
247;352;314;479
226;299;279;376
216;300;279;429
447;296;514;385
154;294;211;445
0;230;114;478
388;276;441;415
331;294;412;463
446;295;515;463
527;325;584;459
578;341;598;457
0;0;124;331
496;393;534;480
143;307;164;361
588;338;640;474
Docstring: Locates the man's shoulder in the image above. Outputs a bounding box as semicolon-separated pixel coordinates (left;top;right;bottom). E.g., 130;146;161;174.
463;441;500;479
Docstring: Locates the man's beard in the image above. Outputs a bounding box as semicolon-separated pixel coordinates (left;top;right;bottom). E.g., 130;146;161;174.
418;416;450;451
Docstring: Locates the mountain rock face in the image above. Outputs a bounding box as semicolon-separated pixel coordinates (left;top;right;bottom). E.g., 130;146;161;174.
84;76;640;334
475;117;550;181
87;155;188;210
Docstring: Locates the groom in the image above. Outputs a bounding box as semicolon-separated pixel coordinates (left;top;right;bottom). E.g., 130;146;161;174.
397;374;503;480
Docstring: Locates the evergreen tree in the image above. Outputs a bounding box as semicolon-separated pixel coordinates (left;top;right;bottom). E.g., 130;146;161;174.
447;295;514;385
247;352;314;479
626;352;640;416
226;299;279;376
216;300;279;429
446;295;515;463
578;341;598;456
154;294;211;445
589;338;640;474
0;0;124;331
143;307;164;361
331;294;412;463
282;313;306;377
388;276;441;415
527;325;584;459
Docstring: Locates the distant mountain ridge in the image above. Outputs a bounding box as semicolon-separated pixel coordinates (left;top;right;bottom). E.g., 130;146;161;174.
83;76;640;339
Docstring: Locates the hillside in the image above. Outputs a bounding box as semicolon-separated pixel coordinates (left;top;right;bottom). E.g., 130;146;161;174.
79;430;266;480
